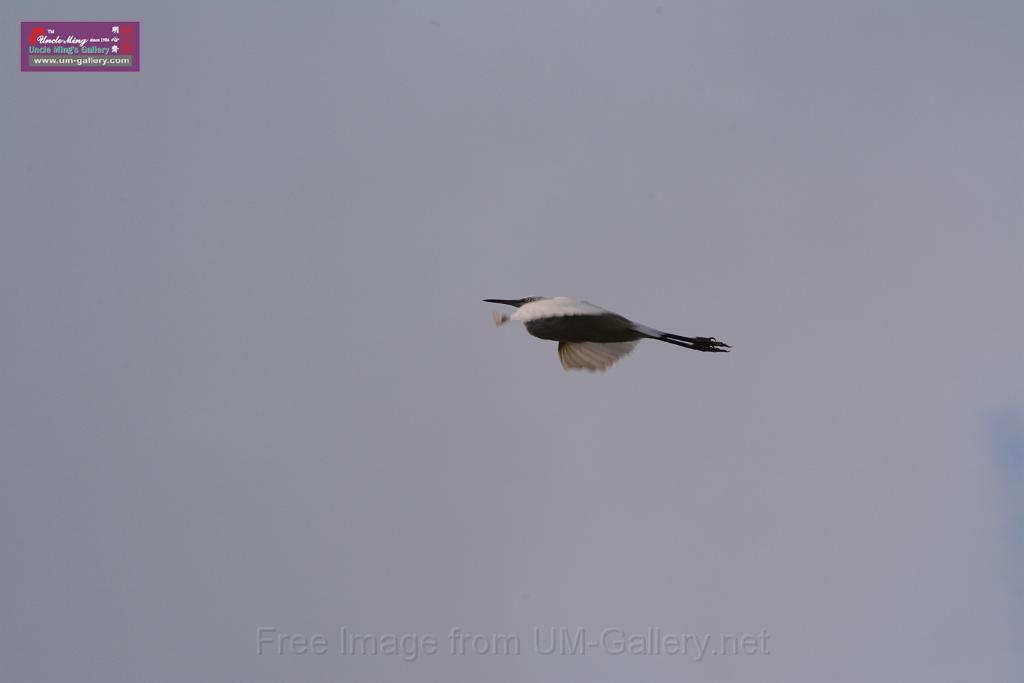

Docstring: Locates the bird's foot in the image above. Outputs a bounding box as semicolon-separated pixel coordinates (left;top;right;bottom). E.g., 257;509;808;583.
492;311;510;327
693;337;731;352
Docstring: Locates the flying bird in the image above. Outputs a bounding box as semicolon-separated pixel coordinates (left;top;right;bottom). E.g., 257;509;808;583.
484;296;730;372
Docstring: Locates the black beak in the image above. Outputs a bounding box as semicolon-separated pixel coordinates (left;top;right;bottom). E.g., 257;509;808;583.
483;298;523;307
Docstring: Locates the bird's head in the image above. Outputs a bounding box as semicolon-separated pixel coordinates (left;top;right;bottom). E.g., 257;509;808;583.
482;297;545;308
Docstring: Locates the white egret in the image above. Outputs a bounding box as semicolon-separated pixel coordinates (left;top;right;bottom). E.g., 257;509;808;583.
484;296;730;372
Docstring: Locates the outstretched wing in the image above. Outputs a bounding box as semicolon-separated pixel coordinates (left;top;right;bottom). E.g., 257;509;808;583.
557;341;638;372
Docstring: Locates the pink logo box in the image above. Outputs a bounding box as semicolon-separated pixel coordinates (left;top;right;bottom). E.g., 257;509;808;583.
22;21;139;72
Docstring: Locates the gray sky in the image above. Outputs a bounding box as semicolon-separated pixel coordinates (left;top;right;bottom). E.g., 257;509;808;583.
3;1;1023;681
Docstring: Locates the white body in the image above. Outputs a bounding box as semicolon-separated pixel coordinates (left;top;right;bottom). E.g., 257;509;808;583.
510;297;610;322
508;297;661;338
495;297;651;371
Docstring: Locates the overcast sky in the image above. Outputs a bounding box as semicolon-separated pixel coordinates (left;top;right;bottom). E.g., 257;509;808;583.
3;2;1023;681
